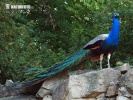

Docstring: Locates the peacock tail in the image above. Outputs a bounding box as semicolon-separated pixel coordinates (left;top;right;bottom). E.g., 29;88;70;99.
24;49;90;81
20;49;90;88
36;49;90;78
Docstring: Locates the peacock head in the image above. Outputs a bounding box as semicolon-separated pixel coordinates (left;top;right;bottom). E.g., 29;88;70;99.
113;12;119;18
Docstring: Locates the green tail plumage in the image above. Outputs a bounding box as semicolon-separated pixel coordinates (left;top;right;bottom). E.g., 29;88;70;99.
23;49;90;87
36;49;90;79
0;49;90;96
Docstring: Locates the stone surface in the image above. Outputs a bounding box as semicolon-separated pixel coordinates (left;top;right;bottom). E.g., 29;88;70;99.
53;68;120;99
70;98;97;100
116;96;130;100
105;82;118;98
118;86;132;98
117;63;131;75
120;68;133;94
96;93;105;100
97;98;105;100
69;68;120;99
0;84;4;90
106;98;116;100
0;95;37;100
1;63;133;100
5;79;14;86
36;87;51;98
36;70;68;98
52;80;69;100
43;95;52;100
69;69;91;75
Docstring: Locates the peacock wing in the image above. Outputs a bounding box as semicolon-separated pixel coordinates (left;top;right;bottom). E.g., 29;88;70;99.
83;34;109;49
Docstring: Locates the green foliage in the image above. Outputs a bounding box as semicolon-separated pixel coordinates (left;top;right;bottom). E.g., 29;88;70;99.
0;0;133;83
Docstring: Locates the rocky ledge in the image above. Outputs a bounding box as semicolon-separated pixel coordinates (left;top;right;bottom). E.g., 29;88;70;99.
0;63;133;100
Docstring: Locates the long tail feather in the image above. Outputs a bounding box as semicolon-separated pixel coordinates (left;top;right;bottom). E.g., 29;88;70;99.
0;49;90;97
23;49;90;88
36;49;90;78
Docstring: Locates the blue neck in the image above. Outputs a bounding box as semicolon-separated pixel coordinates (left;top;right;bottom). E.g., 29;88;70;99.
106;17;120;45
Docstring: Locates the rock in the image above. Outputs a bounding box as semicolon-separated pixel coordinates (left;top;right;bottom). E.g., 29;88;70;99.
52;80;69;100
2;63;133;100
43;95;52;100
72;99;96;100
36;70;68;98
106;98;116;100
97;98;105;100
0;80;41;98
105;81;118;98
53;68;121;99
69;69;91;75
96;93;105;100
131;95;133;100
5;79;14;86
117;63;131;75
36;87;51;98
120;68;133;94
116;96;130;100
118;86;131;98
0;84;4;90
0;95;37;100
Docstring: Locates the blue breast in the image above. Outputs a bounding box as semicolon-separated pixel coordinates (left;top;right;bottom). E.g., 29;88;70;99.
100;17;120;53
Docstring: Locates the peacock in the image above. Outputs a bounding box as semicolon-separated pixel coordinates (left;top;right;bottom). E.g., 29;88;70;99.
35;12;120;79
83;12;120;69
0;12;120;96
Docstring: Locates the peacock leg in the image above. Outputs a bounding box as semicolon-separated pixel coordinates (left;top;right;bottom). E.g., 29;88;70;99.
107;53;111;68
100;54;104;69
